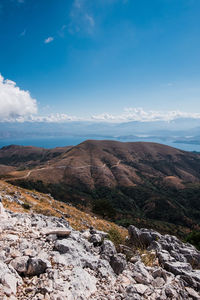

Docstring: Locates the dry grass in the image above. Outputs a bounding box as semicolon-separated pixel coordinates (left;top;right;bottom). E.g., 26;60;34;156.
0;180;164;265
0;180;128;239
138;249;159;267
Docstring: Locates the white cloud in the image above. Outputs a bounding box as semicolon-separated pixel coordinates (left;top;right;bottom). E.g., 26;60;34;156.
0;74;38;121
91;108;200;123
85;14;95;27
25;108;200;124
29;113;78;123
44;37;54;44
69;1;95;35
9;113;79;123
0;78;200;125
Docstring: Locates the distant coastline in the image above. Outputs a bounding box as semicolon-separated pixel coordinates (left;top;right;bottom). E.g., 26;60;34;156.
0;136;199;152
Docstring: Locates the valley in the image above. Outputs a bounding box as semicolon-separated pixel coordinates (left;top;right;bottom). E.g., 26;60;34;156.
0;140;200;237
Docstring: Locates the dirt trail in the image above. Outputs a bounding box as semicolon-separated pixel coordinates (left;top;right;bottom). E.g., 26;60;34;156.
8;161;121;181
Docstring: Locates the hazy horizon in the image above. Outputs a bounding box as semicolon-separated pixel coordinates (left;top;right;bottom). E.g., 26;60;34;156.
0;0;200;152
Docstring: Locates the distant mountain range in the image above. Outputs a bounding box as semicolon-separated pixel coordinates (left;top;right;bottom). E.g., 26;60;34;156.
1;118;200;148
0;140;200;236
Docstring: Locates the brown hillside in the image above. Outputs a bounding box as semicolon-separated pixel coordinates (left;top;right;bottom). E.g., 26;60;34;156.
1;140;200;234
0;144;72;168
5;140;200;189
0;180;127;238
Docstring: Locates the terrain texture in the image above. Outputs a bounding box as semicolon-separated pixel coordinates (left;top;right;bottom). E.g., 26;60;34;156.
0;172;200;299
0;140;200;235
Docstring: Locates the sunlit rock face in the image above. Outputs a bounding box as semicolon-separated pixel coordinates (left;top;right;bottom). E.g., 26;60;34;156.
0;209;200;299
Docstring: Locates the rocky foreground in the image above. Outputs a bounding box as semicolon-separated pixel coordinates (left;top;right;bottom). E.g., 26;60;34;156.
0;211;200;300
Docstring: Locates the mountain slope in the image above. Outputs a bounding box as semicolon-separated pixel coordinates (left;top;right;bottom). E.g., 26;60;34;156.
3;140;200;187
1;196;200;299
0;144;71;168
0;180;127;237
1;140;200;233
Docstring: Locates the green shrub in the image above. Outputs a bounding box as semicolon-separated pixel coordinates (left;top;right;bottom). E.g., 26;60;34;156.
92;198;116;219
108;227;124;250
185;231;200;250
116;218;134;228
22;202;31;210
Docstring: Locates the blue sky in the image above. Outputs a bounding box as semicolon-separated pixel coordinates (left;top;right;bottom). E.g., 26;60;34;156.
0;0;200;122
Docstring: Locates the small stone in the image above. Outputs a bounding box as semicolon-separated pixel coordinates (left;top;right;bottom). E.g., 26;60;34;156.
118;285;124;293
128;226;141;245
26;258;48;276
185;287;200;300
25;287;34;293
54;239;71;254
10;256;29;274
165;286;177;298
152;276;165;287
133;284;149;295
10;250;21;258
100;240;117;261
82;230;91;240
24;249;36;257
41;228;71;237
6;234;18;242
36;293;44;300
89;234;102;246
1;273;17;295
110;254;127;275
46;234;57;242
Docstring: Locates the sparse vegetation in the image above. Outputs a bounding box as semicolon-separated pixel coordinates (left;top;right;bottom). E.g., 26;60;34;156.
108;227;125;250
93;198;116;219
138;249;158;267
11;178;200;239
185;231;200;250
2;141;200;239
0;180;128;239
22;202;31;210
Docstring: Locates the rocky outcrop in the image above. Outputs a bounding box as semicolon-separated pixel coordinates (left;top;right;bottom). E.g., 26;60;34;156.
128;225;200;293
0;212;200;299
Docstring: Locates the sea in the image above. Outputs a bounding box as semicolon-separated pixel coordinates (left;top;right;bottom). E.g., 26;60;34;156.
0;136;199;152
